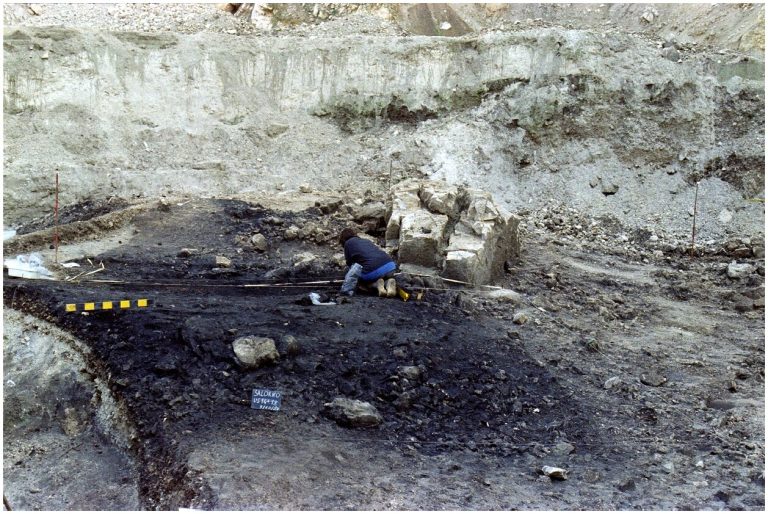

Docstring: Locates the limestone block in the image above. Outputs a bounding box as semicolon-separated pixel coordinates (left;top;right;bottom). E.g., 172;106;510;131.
386;179;521;285
351;201;387;222
323;397;383;428
385;179;422;243
398;210;449;267
418;181;465;217
232;336;279;369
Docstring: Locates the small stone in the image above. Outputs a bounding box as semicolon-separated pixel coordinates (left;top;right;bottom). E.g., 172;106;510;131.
601;182;619;195
718;209;734;224
640;371;667;387
540;466;567;480
263;216;284;225
553;442;575;455
695;459;705;468
662;462;675;474
512;312;529;325
158;198;172;212
617;479;636;492
440;21;452;30
661;46;680;61
734;296;754;312
604;376;621;389
732;247;751;258
177;248;197;258
482;289;523;304
250;233;268;252
299;183;313;193
589;177;600;188
323;397;383;428
282;335;300;356
284;225;300;241
232;336;279;369
727;261;754;279
398;365;422;381
292;251;317;267
215;256;232;268
267;123;290;137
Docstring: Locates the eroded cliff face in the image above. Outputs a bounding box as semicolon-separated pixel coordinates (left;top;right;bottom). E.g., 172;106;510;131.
3;4;764;242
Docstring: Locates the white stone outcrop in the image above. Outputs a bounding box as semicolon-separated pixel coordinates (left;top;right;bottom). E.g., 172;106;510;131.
386;179;520;284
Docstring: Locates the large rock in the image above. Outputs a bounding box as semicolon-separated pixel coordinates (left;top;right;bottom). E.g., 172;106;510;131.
232;336;279;369
443;193;513;284
398;210;450;267
351;201;387;222
727;261;755;279
322;397;383;428
418;181;466;217
386;179;520;285
385;179;423;244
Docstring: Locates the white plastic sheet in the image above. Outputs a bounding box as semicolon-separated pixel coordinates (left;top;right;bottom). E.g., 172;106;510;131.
4;253;54;280
309;292;335;306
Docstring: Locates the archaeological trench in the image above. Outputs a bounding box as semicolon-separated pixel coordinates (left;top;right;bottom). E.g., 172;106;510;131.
2;3;765;510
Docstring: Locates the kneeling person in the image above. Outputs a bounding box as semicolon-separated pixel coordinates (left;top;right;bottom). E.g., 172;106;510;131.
339;228;397;297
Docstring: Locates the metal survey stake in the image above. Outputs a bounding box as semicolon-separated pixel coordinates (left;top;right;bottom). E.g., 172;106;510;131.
690;181;699;256
54;171;60;263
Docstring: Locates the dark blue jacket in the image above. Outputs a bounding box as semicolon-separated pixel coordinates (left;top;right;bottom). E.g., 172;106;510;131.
344;237;393;276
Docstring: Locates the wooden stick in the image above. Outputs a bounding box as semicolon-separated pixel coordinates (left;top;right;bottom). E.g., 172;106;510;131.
690;181;699;257
54;171;59;263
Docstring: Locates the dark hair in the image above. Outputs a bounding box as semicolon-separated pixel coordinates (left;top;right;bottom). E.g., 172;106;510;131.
339;228;357;246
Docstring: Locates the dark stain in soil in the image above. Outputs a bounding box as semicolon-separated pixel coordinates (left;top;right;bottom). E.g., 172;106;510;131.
5;199;604;508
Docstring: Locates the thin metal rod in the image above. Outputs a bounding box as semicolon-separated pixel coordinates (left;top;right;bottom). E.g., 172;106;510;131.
690;181;699;257
54;171;60;263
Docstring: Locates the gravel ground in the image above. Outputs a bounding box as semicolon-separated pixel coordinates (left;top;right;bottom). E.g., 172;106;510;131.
3;2;403;37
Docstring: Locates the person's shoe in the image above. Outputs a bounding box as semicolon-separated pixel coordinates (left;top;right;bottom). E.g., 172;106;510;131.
385;278;397;298
375;278;387;297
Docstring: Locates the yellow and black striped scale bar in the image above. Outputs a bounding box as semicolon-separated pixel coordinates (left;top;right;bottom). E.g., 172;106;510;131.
65;299;151;313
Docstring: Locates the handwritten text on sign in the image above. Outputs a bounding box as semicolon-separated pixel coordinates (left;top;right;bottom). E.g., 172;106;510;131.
251;388;282;411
